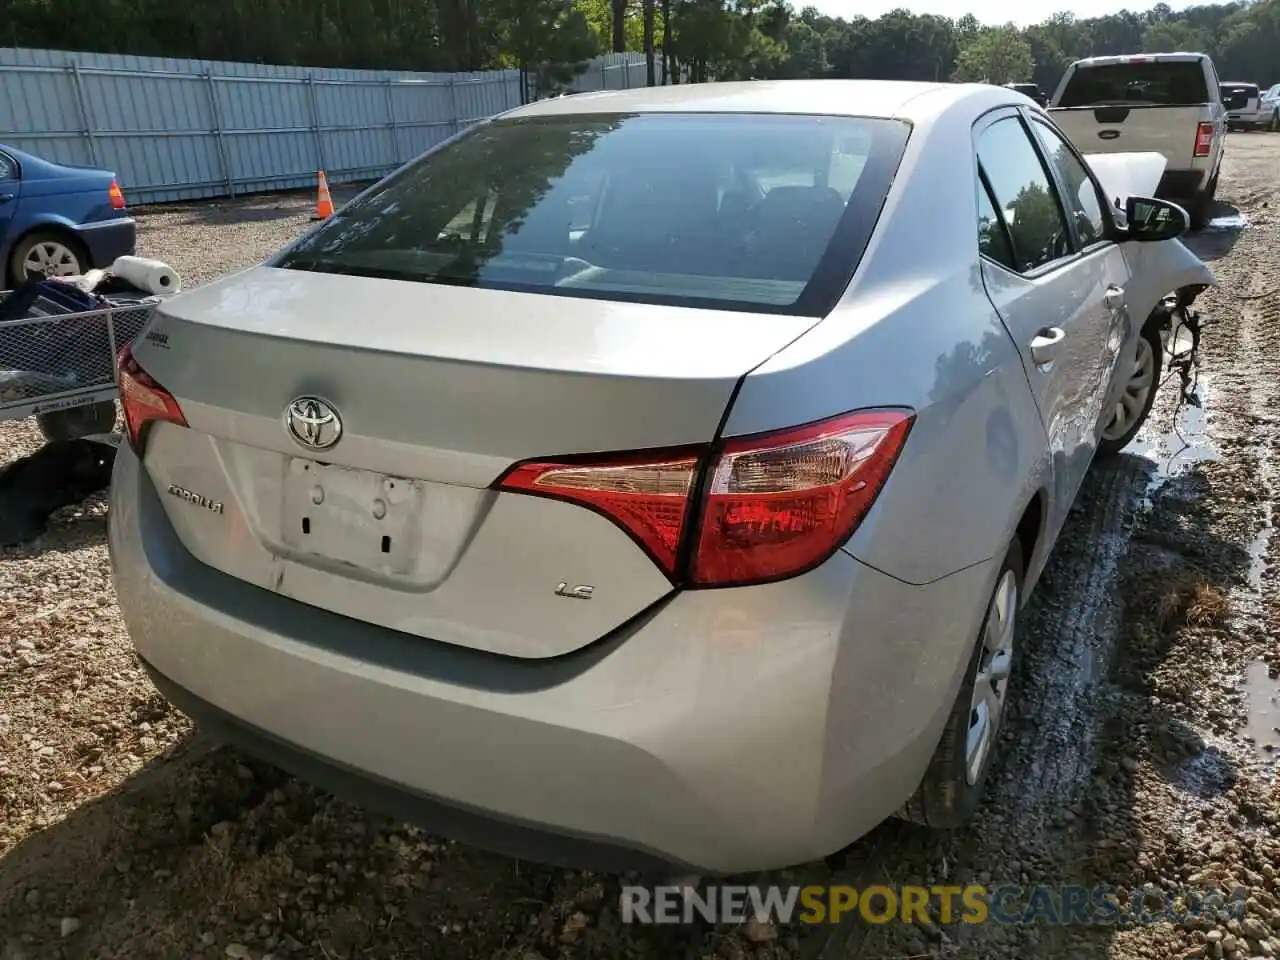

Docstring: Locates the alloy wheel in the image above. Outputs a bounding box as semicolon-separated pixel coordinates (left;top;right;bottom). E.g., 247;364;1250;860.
22;240;81;280
965;568;1017;786
1102;336;1156;442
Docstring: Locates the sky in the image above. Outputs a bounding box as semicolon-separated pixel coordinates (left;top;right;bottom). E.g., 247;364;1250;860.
805;0;1195;27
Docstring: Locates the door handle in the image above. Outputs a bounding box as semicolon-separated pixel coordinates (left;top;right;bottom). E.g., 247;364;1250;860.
1104;285;1125;310
0;193;14;203
1030;327;1067;366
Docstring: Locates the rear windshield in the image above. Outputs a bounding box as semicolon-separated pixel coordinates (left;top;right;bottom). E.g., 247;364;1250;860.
1058;61;1210;107
1220;83;1259;108
273;112;909;316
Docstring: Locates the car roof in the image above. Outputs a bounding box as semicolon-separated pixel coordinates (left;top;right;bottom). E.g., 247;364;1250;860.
501;79;1014;124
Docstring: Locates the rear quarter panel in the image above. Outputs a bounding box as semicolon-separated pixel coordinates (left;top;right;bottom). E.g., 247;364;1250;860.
723;99;1053;586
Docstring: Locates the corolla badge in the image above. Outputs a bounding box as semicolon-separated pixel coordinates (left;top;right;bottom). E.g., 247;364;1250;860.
285;396;343;450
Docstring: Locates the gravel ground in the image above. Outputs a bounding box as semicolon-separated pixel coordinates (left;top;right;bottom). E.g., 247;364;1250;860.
3;146;1280;960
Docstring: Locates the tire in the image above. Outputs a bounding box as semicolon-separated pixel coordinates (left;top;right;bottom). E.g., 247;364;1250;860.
1271;110;1280;132
6;228;88;286
900;539;1023;829
36;401;118;442
1097;323;1163;458
1187;174;1217;231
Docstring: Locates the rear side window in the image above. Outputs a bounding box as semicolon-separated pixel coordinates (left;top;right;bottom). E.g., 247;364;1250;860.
275;113;910;316
976;180;1015;270
977;118;1070;273
0;154;13;180
1058;61;1210;107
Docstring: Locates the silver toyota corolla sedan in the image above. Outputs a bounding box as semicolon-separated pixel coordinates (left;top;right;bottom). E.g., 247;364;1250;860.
109;80;1213;874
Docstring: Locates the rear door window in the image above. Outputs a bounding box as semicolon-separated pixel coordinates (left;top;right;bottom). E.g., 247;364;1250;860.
0;153;13;181
275;112;910;316
1058;61;1210;107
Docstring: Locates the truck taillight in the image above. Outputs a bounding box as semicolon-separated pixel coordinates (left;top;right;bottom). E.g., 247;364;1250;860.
117;345;186;454
496;409;914;588
109;179;126;210
1194;122;1214;158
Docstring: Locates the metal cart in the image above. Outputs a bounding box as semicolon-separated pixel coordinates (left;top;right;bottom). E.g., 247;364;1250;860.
0;290;157;443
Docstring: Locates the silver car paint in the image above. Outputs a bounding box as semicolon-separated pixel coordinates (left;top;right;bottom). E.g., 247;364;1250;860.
111;442;999;873
110;80;1215;872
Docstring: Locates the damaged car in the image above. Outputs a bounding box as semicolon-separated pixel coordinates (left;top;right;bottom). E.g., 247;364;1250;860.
108;80;1214;874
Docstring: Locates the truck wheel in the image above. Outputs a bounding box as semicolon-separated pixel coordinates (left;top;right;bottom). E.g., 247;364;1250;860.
1098;324;1163;458
1272;110;1280;132
900;540;1023;828
1187;175;1217;231
36;401;118;442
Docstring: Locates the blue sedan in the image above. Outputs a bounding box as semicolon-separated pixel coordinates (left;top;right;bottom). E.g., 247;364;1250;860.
0;144;137;287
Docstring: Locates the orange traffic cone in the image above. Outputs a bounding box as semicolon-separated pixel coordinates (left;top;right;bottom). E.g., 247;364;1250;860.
311;170;334;221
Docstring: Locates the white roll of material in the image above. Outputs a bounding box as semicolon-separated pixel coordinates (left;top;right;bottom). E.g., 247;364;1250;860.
111;256;182;296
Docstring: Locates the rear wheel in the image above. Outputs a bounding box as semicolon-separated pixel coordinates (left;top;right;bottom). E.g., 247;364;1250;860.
1097;324;1163;458
1271;110;1280;132
901;540;1022;828
7;228;87;286
36;401;118;442
1187;175;1217;231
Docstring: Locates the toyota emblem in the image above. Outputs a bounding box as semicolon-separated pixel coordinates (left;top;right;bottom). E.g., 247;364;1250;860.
285;396;343;450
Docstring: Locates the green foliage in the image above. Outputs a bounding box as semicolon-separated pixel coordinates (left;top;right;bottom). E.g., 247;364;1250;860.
952;25;1035;84
6;0;1280;93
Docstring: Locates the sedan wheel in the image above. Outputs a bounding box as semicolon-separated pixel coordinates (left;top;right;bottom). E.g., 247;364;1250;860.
1102;335;1156;443
899;540;1023;829
22;238;83;280
966;569;1017;786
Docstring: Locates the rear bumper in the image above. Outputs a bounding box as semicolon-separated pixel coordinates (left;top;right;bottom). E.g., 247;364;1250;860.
76;216;136;268
109;444;998;874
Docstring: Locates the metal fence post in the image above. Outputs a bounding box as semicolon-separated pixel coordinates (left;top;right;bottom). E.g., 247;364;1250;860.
204;73;235;197
448;75;461;134
601;61;608;90
67;61;99;166
624;60;632;89
384;77;400;164
306;76;326;172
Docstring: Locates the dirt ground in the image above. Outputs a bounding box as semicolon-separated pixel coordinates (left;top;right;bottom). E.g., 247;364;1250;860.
2;139;1280;960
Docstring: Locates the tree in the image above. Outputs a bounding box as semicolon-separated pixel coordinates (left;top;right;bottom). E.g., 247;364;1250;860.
491;0;598;100
644;0;656;83
953;25;1035;85
611;0;628;51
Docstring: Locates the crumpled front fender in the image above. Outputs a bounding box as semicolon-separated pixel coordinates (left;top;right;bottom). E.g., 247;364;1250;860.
1123;237;1216;326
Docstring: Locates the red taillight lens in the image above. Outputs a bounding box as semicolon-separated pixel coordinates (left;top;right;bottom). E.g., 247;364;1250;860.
116;345;186;454
497;449;702;576
691;410;913;586
495;409;913;588
108;179;126;210
1194;123;1214;158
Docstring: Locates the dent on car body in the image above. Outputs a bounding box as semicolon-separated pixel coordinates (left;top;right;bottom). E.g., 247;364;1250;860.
1083;150;1216;320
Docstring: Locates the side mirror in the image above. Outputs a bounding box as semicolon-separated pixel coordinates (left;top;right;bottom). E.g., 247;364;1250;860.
1124;196;1189;242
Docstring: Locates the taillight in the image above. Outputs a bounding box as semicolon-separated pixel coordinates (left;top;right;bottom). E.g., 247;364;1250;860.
109;179;126;210
495;409;913;588
690;410;913;586
116;345;186;454
1194;123;1214;158
497;449;702;577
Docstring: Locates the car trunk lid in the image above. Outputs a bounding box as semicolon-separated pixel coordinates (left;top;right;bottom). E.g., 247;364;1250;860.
132;266;817;659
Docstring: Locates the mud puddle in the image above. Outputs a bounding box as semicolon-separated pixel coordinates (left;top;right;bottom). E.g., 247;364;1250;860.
1130;375;1218;504
1242;660;1280;768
